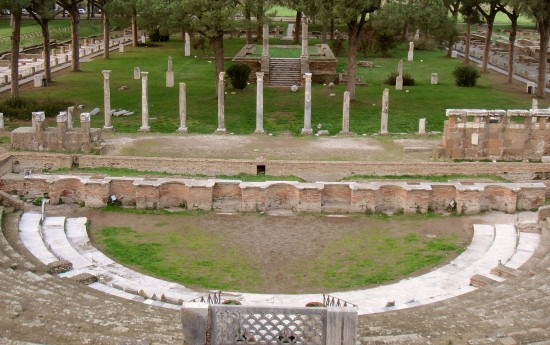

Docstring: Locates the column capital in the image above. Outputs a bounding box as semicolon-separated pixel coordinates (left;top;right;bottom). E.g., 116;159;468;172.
256;72;264;81
141;71;149;78
102;70;111;78
219;72;225;80
304;73;312;80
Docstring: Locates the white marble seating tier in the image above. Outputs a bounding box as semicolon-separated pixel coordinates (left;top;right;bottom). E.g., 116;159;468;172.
19;212;58;265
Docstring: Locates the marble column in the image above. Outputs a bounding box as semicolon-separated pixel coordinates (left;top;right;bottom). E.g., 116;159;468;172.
380;88;389;134
408;41;414;61
301;14;309;58
140;72;150;132
396;60;403;91
340;91;350;134
177;83;188;133
255;72;265;133
185;32;191;57
301;73;313;135
119;42;124;53
56;112;67;150
215;72;227;134
532;98;538;110
80;113;91;152
0;112;4;129
134;67;141;79
262;24;269;57
102;70;112;129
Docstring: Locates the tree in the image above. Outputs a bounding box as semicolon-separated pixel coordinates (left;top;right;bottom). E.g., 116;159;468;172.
474;0;500;72
0;0;32;98
498;3;520;84
334;0;381;100
29;0;58;82
509;0;550;97
90;0;112;59
56;0;85;71
108;0;139;46
180;0;240;93
459;0;481;65
444;0;461;57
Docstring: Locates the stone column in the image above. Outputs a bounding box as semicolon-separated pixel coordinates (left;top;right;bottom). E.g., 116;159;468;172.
418;118;426;135
380;88;389;134
177;82;188;133
166;56;174;87
184;32;191;57
215;72;227;134
0;112;4;129
80;113;91;152
134;67;141;80
408;41;414;61
262;24;269;57
255;72;265;134
532;98;538;110
102;70;112;129
119;42;124;53
32;111;45;147
141;34;146;44
301;14;309;58
301;73;313;135
56;112;67;150
67;106;74;129
140;72;150;132
396;60;403;91
340;91;350;134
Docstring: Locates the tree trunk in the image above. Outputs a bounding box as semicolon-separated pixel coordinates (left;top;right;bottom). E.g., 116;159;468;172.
103;12;110;59
536;22;549;98
41;20;52;82
212;33;224;96
293;12;301;44
10;11;22;98
245;8;252;44
132;8;138;47
70;7;80;71
330;18;334;41
446;11;459;57
481;20;494;72
346;21;359;100
464;22;471;65
507;17;517;84
321;18;327;44
256;2;264;40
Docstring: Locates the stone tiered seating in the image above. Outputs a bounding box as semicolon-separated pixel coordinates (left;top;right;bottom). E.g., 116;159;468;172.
0;209;183;344
269;58;302;86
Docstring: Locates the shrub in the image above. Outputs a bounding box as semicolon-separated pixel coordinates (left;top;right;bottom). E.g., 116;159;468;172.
148;28;169;42
384;72;415;86
226;63;251;90
330;37;346;56
452;65;481;87
0;97;73;121
414;38;437;51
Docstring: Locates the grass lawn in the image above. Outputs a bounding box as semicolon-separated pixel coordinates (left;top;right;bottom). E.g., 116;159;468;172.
94;211;465;292
2;37;548;135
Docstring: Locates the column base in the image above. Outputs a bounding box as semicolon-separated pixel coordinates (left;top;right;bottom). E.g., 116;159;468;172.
139;126;150;132
103;126;113;131
379;131;388;135
214;128;227;135
254;129;265;134
301;128;313;135
338;131;355;136
176;127;188;133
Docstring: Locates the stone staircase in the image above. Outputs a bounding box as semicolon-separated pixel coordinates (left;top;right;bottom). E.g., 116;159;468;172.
268;58;302;87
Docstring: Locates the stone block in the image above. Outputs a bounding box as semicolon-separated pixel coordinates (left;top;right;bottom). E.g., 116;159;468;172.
470;274;497;288
180;303;209;345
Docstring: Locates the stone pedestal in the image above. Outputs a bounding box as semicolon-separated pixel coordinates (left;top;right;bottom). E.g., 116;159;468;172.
134;67;141;80
166;71;174;87
184;32;191;56
80;113;91;152
255;72;265;134
431;73;438;85
380;88;389;135
301;73;313;135
119;43;124;53
262;24;269;57
340;91;351;134
0;112;3;129
102;70;113;129
56;112;67;150
532;98;538;111
140;72;150;132
67;106;74;129
301;14;309;58
141;35;146;44
34;74;42;87
177;83;188;133
418;118;426;135
215;72;227;134
32;111;45;148
451;50;458;58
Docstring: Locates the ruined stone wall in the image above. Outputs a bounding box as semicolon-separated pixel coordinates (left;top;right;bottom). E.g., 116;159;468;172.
1;173;545;215
436;109;550;161
6;152;550;183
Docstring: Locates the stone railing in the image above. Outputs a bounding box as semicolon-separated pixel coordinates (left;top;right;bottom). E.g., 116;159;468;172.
437;108;550;160
181;303;357;345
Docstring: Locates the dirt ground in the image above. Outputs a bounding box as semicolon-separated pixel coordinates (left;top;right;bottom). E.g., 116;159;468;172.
42;205;514;294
